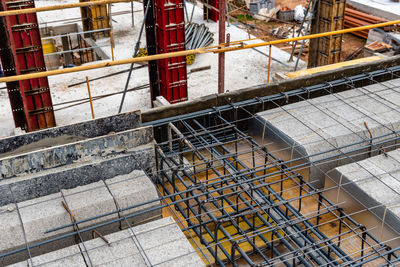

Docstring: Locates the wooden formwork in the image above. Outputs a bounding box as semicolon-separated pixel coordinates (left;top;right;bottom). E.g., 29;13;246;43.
308;0;346;67
79;0;110;40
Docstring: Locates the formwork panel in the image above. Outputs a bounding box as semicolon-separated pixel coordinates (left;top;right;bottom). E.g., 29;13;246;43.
308;0;345;67
154;0;188;103
79;0;110;39
0;0;56;132
203;0;219;22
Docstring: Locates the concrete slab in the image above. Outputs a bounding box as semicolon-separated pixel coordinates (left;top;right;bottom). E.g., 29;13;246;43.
18;193;75;257
252;79;400;188
62;180;118;238
0;126;153;180
0;111;141;158
133;217;205;266
10;217;205;266
0;204;26;266
80;227;145;266
324;149;400;248
347;0;400;21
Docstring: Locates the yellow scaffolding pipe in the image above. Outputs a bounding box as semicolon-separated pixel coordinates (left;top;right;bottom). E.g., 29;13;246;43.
0;0;135;16
0;20;399;84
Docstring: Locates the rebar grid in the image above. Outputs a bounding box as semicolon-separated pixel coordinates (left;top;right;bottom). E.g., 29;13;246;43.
3;67;400;266
154;107;400;266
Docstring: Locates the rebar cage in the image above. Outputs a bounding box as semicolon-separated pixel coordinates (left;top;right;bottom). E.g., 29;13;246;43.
3;66;400;266
155;110;400;266
151;65;400;266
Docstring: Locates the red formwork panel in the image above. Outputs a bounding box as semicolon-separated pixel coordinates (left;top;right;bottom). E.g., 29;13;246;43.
154;0;188;103
203;0;219;22
0;0;55;132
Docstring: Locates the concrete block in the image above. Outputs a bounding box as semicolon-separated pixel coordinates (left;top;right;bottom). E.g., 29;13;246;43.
324;149;400;247
153;96;171;108
105;170;161;228
18;193;75;258
81;217;205;266
80;228;145;266
0;204;26;266
253;80;400;188
133;217;205;266
0;169;160;265
11;217;205;267
11;245;86;267
62;181;118;239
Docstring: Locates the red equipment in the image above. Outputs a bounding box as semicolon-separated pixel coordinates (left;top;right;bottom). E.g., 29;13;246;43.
0;0;56;132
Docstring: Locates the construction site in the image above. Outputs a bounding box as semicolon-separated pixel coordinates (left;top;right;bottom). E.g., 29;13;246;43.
1;0;400;266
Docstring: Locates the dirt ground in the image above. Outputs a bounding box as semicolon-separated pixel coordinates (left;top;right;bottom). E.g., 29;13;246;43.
231;15;366;64
340;33;366;61
275;0;308;9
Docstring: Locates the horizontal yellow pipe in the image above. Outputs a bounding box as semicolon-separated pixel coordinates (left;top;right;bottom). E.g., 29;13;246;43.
214;19;400;52
0;20;398;84
0;0;134;16
0;49;207;83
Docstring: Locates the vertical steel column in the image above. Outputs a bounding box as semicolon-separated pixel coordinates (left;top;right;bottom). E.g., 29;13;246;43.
0;0;56;132
217;0;225;94
142;0;159;104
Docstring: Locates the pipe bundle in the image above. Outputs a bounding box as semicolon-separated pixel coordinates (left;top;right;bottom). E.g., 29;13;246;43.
344;8;389;39
186;23;214;50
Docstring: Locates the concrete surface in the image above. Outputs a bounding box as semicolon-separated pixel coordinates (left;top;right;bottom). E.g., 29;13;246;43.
0;204;26;266
105;170;162;228
9;245;86;267
0;125;153;180
324;149;400;247
347;0;400;21
252;78;400;188
0;170;161;265
12;217;205;267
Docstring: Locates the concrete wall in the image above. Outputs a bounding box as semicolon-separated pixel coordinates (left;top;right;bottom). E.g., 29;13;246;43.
0;110;141;158
142;56;400;124
252;79;400;188
0;170;161;266
10;217;205;267
0;125;154;206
